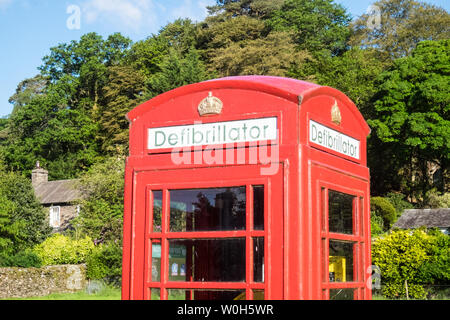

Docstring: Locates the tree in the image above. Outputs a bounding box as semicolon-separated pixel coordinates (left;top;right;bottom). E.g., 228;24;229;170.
4;80;100;179
199;15;309;77
368;40;449;202
98;65;146;154
148;47;210;97
268;0;352;56
73;157;125;244
39;32;132;115
8;75;48;112
207;0;284;19
0;169;51;255
309;48;387;118
350;0;450;61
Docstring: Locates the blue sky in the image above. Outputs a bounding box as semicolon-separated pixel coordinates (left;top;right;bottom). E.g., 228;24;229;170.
0;0;448;117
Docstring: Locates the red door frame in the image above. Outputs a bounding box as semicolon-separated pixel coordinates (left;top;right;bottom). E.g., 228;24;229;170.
311;163;371;300
127;164;284;300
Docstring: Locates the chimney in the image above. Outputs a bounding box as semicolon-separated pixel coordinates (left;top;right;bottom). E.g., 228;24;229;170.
32;161;48;187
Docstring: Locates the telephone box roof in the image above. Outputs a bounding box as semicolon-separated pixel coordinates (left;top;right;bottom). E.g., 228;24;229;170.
127;75;370;135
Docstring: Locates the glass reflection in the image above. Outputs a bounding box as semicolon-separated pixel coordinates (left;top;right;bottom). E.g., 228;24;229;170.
170;187;246;232
328;190;354;234
168;238;246;282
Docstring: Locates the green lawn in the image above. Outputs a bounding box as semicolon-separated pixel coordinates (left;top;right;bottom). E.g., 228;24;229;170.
4;286;121;300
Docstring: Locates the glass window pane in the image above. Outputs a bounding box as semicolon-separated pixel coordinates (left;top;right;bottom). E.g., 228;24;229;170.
168;238;246;282
253;186;264;230
253;290;264;300
153;191;163;232
329;240;354;282
328;190;354;234
168;289;245;300
151;242;161;282
329;289;355;300
150;288;160;300
169;187;246;232
253;237;264;283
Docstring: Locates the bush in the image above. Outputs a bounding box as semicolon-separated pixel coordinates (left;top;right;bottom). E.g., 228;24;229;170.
371;197;397;233
86;241;122;286
0;250;42;268
372;228;450;299
33;234;95;266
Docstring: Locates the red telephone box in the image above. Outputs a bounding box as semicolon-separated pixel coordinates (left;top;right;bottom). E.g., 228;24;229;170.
122;76;372;300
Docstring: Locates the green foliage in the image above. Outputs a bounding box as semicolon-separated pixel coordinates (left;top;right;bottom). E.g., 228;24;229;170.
148;47;210;97
98;65;146;154
86;242;122;286
350;0;450;60
368;39;450;201
417;229;450;285
0;250;42;268
384;192;414;217
199;14;309;77
308;48;388;118
32;234;95;266
268;0;351;56
72;157;125;243
424;190;450;208
4;82;101;179
0;171;50;254
371;197;398;233
372;229;433;299
208;0;284;19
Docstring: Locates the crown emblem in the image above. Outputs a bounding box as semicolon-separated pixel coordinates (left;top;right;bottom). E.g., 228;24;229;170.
198;92;223;116
331;100;342;125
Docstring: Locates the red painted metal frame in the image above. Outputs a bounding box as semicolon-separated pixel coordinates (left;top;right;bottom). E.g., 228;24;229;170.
122;76;371;300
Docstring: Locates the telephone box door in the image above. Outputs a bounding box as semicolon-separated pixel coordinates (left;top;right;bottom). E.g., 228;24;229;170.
129;163;284;300
310;164;371;300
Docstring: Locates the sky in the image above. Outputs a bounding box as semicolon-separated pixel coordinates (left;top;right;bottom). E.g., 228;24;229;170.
0;0;449;117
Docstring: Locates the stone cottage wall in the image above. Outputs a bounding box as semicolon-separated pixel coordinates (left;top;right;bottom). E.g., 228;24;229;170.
0;264;87;299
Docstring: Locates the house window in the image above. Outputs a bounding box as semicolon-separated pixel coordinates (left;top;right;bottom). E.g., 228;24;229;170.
50;206;61;228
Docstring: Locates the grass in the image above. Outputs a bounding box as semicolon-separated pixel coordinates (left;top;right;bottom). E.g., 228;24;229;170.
4;286;121;300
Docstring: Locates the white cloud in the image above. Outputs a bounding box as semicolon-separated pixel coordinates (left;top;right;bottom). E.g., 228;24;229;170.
81;0;159;32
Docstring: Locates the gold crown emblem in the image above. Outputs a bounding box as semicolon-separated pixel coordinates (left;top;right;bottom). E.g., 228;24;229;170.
198;92;223;116
331;100;342;125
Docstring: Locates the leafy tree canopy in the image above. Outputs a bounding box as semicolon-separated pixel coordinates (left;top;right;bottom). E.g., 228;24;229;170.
368;39;450;201
350;0;450;60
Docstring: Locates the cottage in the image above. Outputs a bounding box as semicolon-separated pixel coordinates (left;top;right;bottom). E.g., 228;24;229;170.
31;162;81;232
393;208;450;235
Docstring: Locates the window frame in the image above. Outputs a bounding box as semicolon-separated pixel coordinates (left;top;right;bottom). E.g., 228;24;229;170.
144;179;269;300
49;205;61;228
320;182;366;300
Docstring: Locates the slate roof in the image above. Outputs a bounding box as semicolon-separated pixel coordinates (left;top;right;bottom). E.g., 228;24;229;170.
393;208;450;229
33;179;81;205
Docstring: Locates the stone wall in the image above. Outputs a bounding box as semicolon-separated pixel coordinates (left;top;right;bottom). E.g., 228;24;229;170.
0;264;87;299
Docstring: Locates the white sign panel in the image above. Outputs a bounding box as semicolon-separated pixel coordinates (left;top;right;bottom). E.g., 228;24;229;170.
309;120;360;160
148;117;278;150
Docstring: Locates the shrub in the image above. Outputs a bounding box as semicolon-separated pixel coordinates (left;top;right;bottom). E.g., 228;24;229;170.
0;250;42;268
371;228;445;299
370;197;397;232
33;234;95;266
86;241;122;286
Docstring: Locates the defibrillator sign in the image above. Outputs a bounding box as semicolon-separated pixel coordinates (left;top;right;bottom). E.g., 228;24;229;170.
309;120;360;160
148;117;278;150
